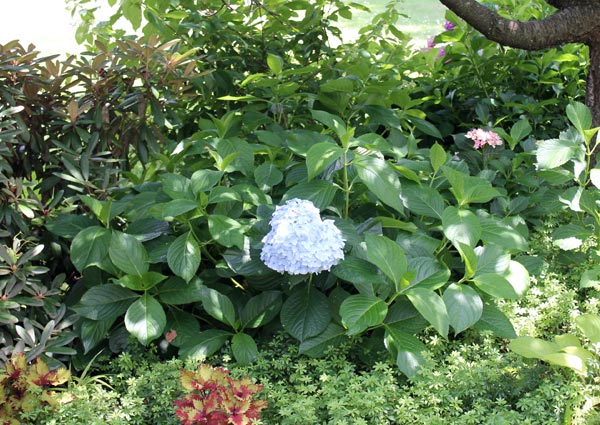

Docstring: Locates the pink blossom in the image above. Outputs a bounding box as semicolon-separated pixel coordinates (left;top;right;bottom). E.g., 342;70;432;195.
465;128;503;149
444;20;456;31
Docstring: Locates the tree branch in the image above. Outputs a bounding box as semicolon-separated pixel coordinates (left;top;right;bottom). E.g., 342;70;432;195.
439;0;600;49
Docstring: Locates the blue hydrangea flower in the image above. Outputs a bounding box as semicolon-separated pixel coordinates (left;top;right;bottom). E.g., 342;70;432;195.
260;198;345;274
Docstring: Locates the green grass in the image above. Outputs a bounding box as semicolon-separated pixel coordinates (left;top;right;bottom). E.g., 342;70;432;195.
338;0;447;45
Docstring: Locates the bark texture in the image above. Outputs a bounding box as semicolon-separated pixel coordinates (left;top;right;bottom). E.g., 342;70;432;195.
439;0;600;125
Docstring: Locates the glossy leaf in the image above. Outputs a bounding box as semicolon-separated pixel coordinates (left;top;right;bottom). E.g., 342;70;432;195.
280;284;331;342
74;284;138;320
299;323;347;357
365;234;407;288
406;287;449;338
443;283;483;335
167;231;201;282
70;226;112;273
179;329;232;359
232;333;258;365
207;215;245;249
201;287;237;328
306;142;344;181
109;231;149;276
240;291;282;329
124;294;166;346
354;154;404;214
442;206;481;248
340;294;388;335
384;323;428;378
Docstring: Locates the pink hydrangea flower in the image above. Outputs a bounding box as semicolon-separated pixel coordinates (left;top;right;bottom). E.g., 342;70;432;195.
465;128;503;149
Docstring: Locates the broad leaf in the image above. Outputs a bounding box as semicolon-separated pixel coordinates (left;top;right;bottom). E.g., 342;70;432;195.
280;284;331;342
156;276;205;305
109;231;149;276
339;294;388;335
282;180;337;210
124;294;166;346
208;215;245;249
74;284;138;320
306;142;344;181
575;314;600;343
240;291;282;329
400;184;445;219
354;154;404;214
473;303;516;338
231;333;258;365
115;272;167;291
442;206;481;248
80;317;115;354
299;323;347;357
167;231;201;282
179;329;232;359
536;138;581;169
70;226;112;273
443;283;483;335
201;287;237;328
472;273;519;299
365;234;407;288
384;323;428;378
406;287;449;338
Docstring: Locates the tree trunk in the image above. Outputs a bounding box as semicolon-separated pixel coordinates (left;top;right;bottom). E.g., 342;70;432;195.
587;42;600;127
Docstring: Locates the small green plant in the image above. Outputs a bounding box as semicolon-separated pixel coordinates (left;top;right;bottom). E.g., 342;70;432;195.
174;363;267;425
0;353;71;424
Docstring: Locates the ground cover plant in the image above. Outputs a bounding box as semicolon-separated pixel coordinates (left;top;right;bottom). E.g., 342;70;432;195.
1;0;600;423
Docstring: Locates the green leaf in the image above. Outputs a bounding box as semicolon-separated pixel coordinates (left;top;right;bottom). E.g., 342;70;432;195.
407;257;450;290
406;287;449;338
411;117;442;139
109;231;149;276
207;215;245;249
536;138;581;169
365;234;407;288
580;266;600;289
508;336;559;359
166;310;201;348
167;231;201;282
231;333;258;365
191;169;224;193
179;329;232;359
121;0;142;29
443;284;483;335
400;184;445;219
503;260;530;297
125;294;166;346
311;110;347;139
201;287;237;328
442;166;501;205
266;53;283;75
151;199;199;220
472;273;519;299
429;143;447;172
299;323;347;357
442;206;481;248
480;217;528;251
509;119;532;149
474;245;510;275
552;224;592;251
70;227;112;273
161;173;194;200
156;276;205;305
384;323;428;377
473;303;516;338
254;163;283;188
280;284;331;342
240;291;282;329
332;256;386;294
575;314;600;343
542;352;586;375
74;284;138;320
46;215;97;239
566;101;592;135
80;317;115;354
306;142;344;181
455;242;477;280
354;154;404;214
115;272;167;291
282;180;337;210
339;294;388;335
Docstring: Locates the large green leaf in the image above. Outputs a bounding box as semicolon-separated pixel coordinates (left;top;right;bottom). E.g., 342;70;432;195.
109;231;149;276
503;260;530;297
299;323;347;357
442;166;501;205
240;291;282;329
161;173;194;200
201;287;237;328
472;273;519;300
400;184;446;219
474;245;510;275
365;234;407;288
150;199;199;220
480;217;528;252
165;310;201;348
70;226;112;273
311;110;347;139
473;303;516;338
566;101;592;135
429;142;447;172
74;284;138;320
167;231;201;282
442;206;481;248
115;272;167;291
179;329;232;359
156;276;205;305
80;317;115;354
354;154;404;214
254;163;283;188
384;323;428;378
406;287;449;338
575;314;600;343
443;283;483;335
124;293;166;346
306;142;344;181
280;284;331;342
231;333;258;365
282;180;337;210
332;256;386;294
339;294;388;335
207;215;245;249
536;138;581;169
191;169;224;194
407;257;450;291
